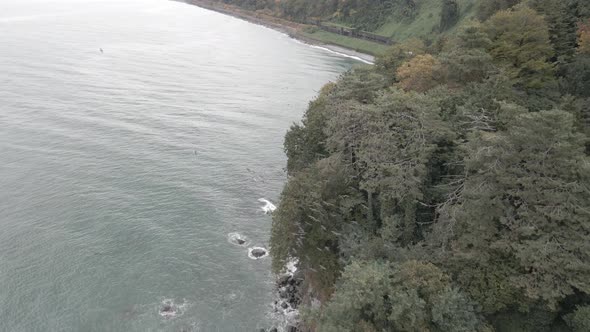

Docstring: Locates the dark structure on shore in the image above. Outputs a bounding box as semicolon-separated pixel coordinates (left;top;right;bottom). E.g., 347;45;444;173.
313;21;393;45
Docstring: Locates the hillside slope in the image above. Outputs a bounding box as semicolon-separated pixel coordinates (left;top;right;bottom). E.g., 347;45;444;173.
190;0;590;331
208;0;482;54
267;0;590;331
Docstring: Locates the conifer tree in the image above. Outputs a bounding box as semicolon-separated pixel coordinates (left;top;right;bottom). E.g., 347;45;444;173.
530;0;578;63
440;22;495;85
437;110;590;308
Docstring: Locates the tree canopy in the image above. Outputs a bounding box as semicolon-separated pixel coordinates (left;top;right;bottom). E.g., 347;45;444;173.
258;1;590;331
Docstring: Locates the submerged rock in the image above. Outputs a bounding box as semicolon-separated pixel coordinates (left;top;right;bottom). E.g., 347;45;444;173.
158;298;189;319
159;302;178;318
228;232;248;246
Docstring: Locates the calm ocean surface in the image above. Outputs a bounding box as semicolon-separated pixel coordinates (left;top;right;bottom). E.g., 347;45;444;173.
0;1;357;330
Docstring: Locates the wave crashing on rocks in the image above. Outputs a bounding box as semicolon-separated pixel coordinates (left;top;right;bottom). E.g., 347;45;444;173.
266;259;302;332
248;247;269;260
258;198;277;214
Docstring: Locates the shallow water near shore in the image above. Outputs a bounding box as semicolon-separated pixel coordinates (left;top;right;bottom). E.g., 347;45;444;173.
0;0;357;330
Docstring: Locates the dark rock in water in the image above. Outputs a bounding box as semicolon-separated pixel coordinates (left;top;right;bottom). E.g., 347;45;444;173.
259;329;266;332
281;301;289;309
161;304;174;313
286;325;298;332
278;274;291;286
159;303;177;317
270;328;278;332
251;248;267;258
236;238;246;245
279;288;289;299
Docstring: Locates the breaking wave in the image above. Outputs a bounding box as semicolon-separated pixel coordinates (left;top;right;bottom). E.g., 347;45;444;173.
258;198;277;214
158;298;190;319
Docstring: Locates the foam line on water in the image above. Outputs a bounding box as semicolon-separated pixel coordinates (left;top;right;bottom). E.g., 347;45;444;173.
291;39;374;64
307;44;374;64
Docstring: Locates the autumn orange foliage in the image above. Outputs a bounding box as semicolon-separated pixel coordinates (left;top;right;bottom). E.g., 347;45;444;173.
395;54;441;93
579;20;590;54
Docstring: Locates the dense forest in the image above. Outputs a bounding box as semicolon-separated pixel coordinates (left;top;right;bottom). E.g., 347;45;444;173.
253;0;590;331
215;0;590;39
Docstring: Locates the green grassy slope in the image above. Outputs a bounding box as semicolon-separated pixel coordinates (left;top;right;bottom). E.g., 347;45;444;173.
302;0;479;56
324;0;478;43
377;0;477;40
300;30;391;56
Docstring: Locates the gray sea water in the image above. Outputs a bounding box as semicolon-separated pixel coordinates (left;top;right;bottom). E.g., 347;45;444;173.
0;1;357;330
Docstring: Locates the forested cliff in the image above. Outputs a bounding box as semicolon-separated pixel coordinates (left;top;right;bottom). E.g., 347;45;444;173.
231;0;590;331
213;0;590;44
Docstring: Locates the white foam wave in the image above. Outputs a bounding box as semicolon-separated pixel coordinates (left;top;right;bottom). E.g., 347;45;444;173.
291;39;374;64
284;258;298;275
258;198;277;214
308;44;374;64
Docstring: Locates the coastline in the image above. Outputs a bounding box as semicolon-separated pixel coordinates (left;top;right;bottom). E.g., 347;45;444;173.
175;2;369;330
178;0;376;64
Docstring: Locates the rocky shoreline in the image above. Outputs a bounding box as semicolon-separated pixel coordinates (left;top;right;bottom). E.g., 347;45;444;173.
260;261;305;332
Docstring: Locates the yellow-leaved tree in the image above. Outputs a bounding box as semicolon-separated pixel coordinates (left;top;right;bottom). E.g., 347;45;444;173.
395;54;441;93
579;20;590;55
484;6;555;89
